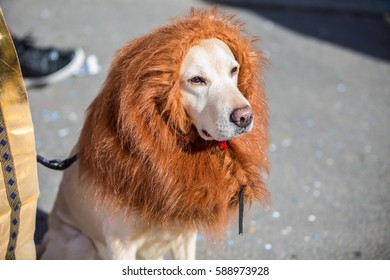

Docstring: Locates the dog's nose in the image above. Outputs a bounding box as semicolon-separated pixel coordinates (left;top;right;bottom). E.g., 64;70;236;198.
230;106;253;128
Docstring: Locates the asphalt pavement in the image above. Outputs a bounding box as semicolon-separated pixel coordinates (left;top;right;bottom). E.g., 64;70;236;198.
1;0;389;259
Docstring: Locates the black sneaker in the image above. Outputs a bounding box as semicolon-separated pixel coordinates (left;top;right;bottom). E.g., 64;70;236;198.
13;36;85;88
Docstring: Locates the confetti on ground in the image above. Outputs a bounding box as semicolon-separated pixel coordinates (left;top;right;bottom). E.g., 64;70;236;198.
314;233;321;240
67;112;79;122
269;143;277;152
42;110;61;123
308;215;317;222
281;226;293;236
281;137;292;148
248;226;257;234
227;240;234;247
264;243;272;250
272;211;280;219
313;181;321;188
57;128;70;138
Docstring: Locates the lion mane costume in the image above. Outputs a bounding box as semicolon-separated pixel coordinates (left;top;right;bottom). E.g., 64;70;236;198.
77;8;269;234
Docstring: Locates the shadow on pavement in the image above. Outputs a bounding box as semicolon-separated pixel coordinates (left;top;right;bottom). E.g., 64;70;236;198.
205;0;390;61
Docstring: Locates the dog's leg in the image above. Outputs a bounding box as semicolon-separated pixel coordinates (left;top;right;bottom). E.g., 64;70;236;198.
170;230;197;260
104;236;139;260
101;216;140;260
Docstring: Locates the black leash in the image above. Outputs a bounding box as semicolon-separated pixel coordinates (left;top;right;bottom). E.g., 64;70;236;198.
239;185;245;235
37;154;78;171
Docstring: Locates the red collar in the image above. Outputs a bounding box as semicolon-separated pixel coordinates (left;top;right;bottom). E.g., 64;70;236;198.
219;141;229;150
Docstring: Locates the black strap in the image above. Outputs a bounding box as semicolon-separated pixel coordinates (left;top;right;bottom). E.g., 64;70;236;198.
37;154;78;171
239;185;245;235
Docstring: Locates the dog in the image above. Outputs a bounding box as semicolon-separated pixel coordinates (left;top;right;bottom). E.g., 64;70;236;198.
41;8;269;260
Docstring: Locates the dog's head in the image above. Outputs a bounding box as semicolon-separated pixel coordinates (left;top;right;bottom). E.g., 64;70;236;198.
181;38;254;141
108;8;267;148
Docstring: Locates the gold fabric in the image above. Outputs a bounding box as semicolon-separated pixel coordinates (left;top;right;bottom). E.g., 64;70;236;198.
0;6;39;259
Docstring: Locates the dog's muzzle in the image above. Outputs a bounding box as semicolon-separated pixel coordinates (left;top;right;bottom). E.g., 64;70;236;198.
230;105;253;128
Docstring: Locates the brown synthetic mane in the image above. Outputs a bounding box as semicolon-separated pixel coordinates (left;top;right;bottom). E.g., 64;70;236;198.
77;8;269;234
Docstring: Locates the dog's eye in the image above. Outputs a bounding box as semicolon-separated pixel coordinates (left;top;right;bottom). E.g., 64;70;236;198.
231;66;238;75
189;76;206;85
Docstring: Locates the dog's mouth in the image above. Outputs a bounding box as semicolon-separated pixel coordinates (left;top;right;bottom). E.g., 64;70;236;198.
201;127;247;141
201;129;212;138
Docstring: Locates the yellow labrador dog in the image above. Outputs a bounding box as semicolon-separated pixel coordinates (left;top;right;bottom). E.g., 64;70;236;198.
40;10;269;260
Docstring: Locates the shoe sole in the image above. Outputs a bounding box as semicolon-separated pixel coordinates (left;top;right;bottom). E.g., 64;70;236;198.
22;48;86;88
